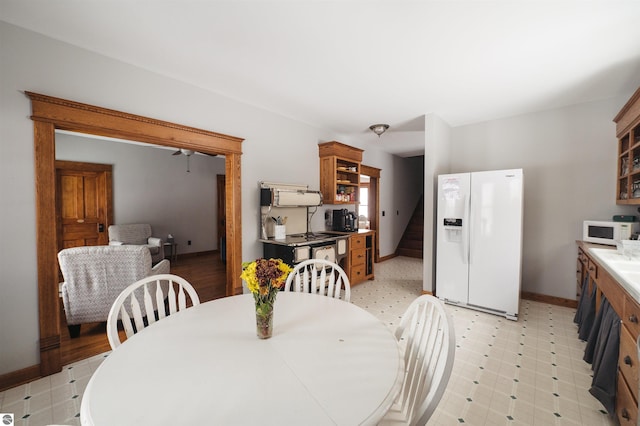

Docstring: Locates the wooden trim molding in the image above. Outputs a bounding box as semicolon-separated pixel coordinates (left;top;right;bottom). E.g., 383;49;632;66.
361;164;381;262
0;365;41;392
521;291;578;309
378;253;397;263
26;91;244;378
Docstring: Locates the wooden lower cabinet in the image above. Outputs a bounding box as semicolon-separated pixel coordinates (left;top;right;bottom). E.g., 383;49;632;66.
616;376;638;425
577;241;640;424
346;230;375;285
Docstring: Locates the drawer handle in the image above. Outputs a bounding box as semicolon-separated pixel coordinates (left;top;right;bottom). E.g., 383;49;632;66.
622;408;630;420
630;314;638;324
624;355;633;366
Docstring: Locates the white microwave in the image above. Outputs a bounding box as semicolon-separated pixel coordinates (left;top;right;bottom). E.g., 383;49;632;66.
583;220;639;245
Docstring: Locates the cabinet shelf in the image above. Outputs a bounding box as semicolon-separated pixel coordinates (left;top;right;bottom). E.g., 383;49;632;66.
319;141;363;204
615;87;640;205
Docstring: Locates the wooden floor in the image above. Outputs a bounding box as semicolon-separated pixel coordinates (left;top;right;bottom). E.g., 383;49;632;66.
59;251;227;366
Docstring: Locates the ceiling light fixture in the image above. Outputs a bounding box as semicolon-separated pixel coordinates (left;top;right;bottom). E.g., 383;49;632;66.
369;124;389;137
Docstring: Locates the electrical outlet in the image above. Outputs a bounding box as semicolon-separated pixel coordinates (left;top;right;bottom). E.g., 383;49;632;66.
188;240;192;245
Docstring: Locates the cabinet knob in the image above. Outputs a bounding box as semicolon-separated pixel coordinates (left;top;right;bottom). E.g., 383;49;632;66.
621;408;630;420
624;355;633;366
630;314;638;323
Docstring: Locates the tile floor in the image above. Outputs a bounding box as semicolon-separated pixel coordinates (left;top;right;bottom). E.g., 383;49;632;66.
0;256;619;425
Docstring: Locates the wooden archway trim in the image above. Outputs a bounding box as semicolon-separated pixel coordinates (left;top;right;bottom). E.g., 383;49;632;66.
360;165;381;262
27;91;244;376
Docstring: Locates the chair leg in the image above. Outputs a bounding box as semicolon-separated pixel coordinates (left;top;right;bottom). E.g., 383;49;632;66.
68;324;81;338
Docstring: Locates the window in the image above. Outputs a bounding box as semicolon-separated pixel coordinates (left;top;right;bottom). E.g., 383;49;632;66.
358;175;370;229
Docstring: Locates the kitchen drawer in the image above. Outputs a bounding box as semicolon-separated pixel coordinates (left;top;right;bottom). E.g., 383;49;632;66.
616;375;638;426
623;295;640;338
350;235;366;250
619;325;639;401
351;248;366;266
350;264;366;284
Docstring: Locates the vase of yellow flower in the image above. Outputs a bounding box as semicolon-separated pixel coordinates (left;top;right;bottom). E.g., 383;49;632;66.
240;258;292;339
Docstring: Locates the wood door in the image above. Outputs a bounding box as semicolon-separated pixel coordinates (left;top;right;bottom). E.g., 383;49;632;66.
56;161;113;251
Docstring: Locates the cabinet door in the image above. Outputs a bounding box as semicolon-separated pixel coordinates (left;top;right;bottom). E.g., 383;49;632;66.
619;325;639;402
616;376;638;425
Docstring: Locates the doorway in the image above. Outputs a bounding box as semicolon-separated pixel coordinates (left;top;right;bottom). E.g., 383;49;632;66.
29;92;244;377
360;165;380;262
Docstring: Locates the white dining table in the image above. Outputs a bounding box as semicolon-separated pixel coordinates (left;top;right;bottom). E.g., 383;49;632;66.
80;292;403;426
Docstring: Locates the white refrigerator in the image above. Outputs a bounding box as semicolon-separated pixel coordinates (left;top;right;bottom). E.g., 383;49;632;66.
436;169;523;320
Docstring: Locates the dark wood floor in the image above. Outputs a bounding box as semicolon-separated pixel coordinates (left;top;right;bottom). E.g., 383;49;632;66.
60;251;227;366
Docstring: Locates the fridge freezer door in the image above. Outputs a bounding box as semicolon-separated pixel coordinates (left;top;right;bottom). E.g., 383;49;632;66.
467;169;523;316
436;173;471;304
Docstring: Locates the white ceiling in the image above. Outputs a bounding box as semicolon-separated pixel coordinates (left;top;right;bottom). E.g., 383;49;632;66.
3;1;640;156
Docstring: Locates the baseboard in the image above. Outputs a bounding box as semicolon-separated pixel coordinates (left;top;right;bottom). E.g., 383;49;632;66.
427;290;576;310
521;291;577;309
378;253;397;262
175;249;217;260
0;364;41;392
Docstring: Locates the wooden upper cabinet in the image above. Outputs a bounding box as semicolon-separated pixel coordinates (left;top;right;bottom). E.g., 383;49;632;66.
615;87;640;204
318;141;363;204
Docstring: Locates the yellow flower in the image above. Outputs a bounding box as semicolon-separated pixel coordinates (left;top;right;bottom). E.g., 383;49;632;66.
240;258;293;298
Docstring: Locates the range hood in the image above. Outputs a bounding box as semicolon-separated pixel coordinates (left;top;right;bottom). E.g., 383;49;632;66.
260;187;323;207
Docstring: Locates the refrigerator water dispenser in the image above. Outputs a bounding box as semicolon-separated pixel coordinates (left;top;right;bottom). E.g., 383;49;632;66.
443;218;463;242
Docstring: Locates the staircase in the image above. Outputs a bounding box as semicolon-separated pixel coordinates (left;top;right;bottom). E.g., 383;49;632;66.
396;196;424;259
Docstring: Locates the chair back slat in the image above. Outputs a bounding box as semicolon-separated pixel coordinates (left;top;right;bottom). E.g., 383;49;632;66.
107;274;200;349
320;265;336;297
119;306;135;338
178;284;187;311
167;280;177;314
283;259;351;302
129;293;145;333
155;280;166;319
143;283;156;326
303;268;311;293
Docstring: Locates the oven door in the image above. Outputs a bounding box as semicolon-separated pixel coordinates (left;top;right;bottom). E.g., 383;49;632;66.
312;245;336;263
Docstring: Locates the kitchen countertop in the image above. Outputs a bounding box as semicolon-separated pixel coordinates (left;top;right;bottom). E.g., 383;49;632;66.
323;229;375;236
585;243;640;303
259;232;348;246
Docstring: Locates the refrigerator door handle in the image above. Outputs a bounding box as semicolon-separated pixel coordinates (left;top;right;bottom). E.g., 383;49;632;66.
463;194;470;264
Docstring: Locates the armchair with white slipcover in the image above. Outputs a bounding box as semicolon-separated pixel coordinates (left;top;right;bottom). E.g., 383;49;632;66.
57;245;170;338
108;223;165;264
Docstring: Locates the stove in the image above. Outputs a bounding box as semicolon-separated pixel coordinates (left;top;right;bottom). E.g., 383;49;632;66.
260;233;349;266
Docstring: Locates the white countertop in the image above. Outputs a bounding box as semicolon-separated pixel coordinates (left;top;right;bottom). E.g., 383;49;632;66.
588;247;640;302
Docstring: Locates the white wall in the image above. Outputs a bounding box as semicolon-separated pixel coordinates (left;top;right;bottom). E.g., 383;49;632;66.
450;97;637;300
423;114;453;292
0;22;418;375
56;133;225;254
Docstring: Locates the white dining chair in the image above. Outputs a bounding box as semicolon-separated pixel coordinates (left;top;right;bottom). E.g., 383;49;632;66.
107;273;200;349
379;295;456;425
283;259;351;302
